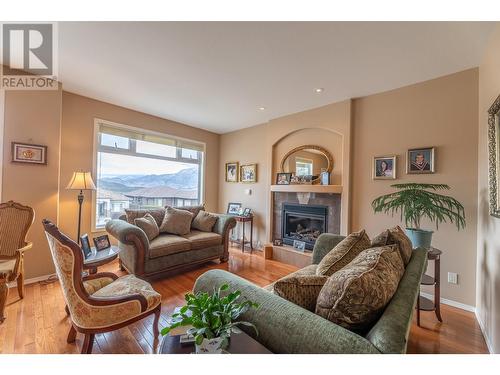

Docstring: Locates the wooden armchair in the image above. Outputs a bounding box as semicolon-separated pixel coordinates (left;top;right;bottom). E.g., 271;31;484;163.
0;201;34;323
42;219;162;354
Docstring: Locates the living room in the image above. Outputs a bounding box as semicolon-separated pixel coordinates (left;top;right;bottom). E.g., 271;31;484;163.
1;1;500;372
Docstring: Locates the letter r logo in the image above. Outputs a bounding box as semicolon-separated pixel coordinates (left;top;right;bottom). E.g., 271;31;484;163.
2;24;53;75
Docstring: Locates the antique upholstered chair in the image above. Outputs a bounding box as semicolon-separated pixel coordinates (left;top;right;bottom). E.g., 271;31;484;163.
0;201;34;323
42;219;162;354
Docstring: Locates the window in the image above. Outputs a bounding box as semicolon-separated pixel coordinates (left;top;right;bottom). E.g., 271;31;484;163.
295;157;313;176
93;120;204;229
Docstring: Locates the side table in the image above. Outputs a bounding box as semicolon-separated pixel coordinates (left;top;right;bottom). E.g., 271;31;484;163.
83;245;120;274
417;247;442;326
230;215;254;253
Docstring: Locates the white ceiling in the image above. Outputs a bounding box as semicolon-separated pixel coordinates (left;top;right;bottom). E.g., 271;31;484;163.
58;22;495;134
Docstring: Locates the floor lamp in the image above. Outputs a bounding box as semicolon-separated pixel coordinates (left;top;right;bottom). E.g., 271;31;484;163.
66;171;96;244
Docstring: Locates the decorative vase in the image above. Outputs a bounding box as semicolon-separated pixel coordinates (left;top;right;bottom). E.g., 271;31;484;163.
195;337;224;354
405;228;433;249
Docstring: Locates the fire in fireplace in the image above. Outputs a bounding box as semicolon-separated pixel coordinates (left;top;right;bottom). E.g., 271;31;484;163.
281;203;328;250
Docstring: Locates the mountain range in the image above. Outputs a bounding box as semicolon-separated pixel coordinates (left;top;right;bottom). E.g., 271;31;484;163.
99;167;199;192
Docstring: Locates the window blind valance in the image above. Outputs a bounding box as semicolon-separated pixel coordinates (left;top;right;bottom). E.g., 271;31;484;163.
98;123;204;152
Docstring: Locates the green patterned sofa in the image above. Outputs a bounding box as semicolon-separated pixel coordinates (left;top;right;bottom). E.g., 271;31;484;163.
193;233;427;354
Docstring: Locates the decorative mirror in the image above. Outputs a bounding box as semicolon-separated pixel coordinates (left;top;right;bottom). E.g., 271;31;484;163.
488;94;500;218
280;145;333;184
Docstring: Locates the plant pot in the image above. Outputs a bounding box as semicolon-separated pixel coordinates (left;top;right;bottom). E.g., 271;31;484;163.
195;337;224;354
405;228;433;249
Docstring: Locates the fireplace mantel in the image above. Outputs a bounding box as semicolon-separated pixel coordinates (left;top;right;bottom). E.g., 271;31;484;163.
270;184;343;194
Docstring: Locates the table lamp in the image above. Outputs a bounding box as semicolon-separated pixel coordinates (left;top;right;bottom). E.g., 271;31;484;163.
66;171;96;244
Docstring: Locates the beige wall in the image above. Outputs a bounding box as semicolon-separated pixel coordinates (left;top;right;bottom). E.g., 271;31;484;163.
219;123;269;244
1;90;220;280
219;70;479;308
219;100;352;247
477;24;500;353
59;92;220;241
352;69;479;307
2;88;62;279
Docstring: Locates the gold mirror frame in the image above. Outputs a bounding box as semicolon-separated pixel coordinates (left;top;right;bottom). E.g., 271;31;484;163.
488;94;500;218
280;145;333;184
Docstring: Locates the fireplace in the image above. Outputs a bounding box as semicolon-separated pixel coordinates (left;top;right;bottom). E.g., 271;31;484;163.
282;203;328;250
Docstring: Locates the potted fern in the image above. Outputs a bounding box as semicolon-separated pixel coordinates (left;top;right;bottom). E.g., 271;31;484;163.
161;284;259;354
371;183;466;248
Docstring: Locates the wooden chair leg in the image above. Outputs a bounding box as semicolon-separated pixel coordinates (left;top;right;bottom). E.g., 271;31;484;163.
67;325;77;343
0;278;8;324
81;333;95;354
17;266;25;299
153;305;160;337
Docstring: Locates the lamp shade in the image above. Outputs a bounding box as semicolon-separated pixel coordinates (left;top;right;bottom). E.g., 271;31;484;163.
66;171;96;190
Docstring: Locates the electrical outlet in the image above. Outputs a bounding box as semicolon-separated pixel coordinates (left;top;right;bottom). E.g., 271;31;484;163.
448;272;458;284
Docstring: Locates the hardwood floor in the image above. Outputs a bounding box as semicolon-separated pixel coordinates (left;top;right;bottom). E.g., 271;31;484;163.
0;247;489;354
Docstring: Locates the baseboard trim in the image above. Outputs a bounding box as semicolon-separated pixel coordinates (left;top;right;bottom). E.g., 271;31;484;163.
7;273;57;288
475;311;494;354
420;292;475;313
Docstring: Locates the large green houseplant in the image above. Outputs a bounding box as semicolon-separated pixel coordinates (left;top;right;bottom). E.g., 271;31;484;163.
161;284;259;354
371;183;466;248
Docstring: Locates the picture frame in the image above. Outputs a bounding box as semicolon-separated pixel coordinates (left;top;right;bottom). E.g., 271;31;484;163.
93;234;111;251
227;202;242;215
225;162;239;182
320;171;330;185
293;240;306;252
11;142;47;165
273;239;283;246
407;147;435;174
80;234;92;259
373;156;397;180
243;207;252;217
276;172;292;185
240;163;257;183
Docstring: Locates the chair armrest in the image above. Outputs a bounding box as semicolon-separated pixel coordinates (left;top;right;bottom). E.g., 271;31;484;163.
83;272;118;282
312;233;345;264
193;269;379;354
18;242;33;253
212;214;237;237
106;219;149;248
88;293;149;313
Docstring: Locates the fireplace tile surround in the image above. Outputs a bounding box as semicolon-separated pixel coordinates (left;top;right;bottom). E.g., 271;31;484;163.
272;191;341;248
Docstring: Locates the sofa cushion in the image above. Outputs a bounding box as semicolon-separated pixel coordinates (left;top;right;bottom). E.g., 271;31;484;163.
159;207;193;235
92;274;161;310
134;213;160;241
272;265;328;312
371;226;413;265
170;205;205;224
149;234;192;258
191;210;218;232
125;208;165;227
182;230;222;250
315;245;404;333
83;276;115;295
316;229;371;276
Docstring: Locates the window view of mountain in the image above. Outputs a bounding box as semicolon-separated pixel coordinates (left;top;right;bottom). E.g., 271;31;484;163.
96;167;200;226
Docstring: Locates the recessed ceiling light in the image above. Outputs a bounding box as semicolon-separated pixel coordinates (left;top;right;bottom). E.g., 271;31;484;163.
259;107;266;111
315;88;324;93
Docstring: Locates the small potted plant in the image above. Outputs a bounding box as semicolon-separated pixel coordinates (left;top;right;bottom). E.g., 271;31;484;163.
371;183;466;248
161;284;259;354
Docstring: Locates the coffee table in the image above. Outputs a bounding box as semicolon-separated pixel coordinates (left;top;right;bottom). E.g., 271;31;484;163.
83;245;120;274
159;331;272;354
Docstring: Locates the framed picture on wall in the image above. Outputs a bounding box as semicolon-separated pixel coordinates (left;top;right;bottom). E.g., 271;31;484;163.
240;163;257;183
225;162;239;182
11;142;47;165
407;147;435;174
373;156;397;180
